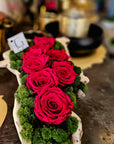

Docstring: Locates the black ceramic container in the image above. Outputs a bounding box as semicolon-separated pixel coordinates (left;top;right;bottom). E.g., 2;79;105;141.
68;24;103;57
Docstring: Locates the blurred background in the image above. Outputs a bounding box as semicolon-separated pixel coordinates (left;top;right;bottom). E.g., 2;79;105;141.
0;0;113;33
0;0;114;57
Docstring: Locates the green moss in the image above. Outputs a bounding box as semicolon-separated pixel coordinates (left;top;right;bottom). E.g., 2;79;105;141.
18;107;31;118
15;85;34;104
33;128;41;144
78;82;88;93
64;75;81;94
110;37;114;46
33;127;52;144
20;97;35;108
20;122;33;142
20;74;28;85
28;39;34;46
20;70;26;78
9;50;25;72
15;85;30;102
66;116;79;134
52;128;68;143
16;60;22;71
34;139;46;144
41;125;52;140
18;107;24;116
65;86;74;93
54;41;65;51
18;107;35;125
66;91;76;109
83;84;88;93
19;115;29;125
16;51;24;59
47;142;53;144
28;89;33;95
9;51;18;61
10;59;22;72
73;66;81;75
73;76;81;87
10;61;17;69
9;50;24;61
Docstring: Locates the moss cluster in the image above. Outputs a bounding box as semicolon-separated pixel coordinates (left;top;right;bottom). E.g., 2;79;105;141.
27;39;34;46
15;84;79;143
9;51;24;71
110;37;114;46
32;116;78;144
64;65;88;109
14;85;33;102
20;122;33;142
53;41;65;51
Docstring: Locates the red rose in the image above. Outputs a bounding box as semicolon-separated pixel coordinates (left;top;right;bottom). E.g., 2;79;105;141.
26;68;58;93
21;54;49;74
24;45;43;57
52;61;77;86
34;87;73;125
47;49;69;61
34;36;55;53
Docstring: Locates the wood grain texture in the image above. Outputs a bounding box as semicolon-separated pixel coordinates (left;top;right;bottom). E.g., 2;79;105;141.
0;68;20;144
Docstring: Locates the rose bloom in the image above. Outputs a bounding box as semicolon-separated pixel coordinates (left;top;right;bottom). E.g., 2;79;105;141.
21;53;49;74
26;45;44;56
34;36;55;53
26;68;58;93
24;45;43;58
47;49;69;61
52;61;78;86
34;87;73;125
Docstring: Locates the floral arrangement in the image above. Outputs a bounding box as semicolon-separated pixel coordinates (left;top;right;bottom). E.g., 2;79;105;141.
9;36;88;144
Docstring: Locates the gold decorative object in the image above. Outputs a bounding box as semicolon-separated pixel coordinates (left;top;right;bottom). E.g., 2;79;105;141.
59;0;71;12
0;95;7;127
39;12;57;32
70;45;107;70
60;9;90;37
73;0;99;22
73;0;96;11
59;0;98;38
3;18;14;29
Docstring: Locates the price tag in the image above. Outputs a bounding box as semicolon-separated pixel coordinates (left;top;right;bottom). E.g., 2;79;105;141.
8;32;29;53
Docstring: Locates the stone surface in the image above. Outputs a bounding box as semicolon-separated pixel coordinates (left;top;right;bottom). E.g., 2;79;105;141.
0;56;114;144
76;57;114;144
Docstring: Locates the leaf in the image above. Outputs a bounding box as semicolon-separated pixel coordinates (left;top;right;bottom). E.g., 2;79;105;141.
0;95;8;127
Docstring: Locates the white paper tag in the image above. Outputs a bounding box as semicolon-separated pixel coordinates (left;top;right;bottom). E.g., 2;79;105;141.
8;32;29;53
